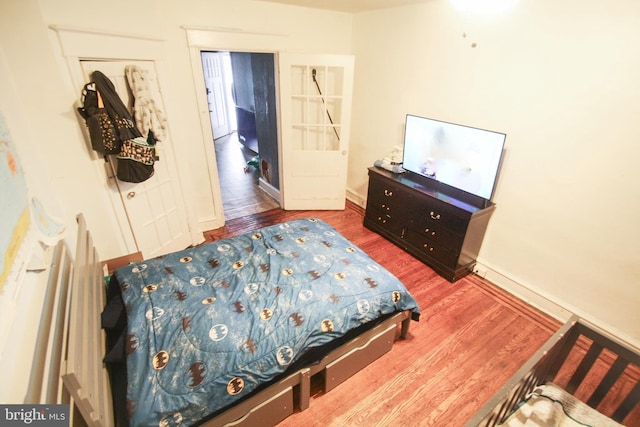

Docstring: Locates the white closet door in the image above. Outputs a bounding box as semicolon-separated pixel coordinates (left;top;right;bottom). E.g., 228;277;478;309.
81;60;193;259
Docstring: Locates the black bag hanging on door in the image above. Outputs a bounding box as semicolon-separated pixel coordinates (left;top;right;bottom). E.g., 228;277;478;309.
116;136;156;183
92;71;156;183
77;83;121;155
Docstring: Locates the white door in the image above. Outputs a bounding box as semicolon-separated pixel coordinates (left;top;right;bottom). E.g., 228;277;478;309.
278;53;354;210
202;52;231;139
81;60;193;259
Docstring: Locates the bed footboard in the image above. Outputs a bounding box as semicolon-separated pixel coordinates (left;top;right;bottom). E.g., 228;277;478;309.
467;315;640;426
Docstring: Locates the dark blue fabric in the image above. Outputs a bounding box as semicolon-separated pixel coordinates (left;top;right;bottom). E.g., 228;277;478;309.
114;218;420;426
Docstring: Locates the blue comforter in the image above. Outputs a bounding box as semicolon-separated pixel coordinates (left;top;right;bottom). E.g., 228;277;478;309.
114;218;420;426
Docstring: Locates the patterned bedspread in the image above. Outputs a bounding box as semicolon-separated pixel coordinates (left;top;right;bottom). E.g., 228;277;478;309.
113;218;420;426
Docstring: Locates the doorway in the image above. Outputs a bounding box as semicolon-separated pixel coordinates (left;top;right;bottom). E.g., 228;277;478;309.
201;51;280;221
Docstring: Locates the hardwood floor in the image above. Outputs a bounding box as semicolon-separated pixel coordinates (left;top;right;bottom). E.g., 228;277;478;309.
214;132;280;220
203;202;564;426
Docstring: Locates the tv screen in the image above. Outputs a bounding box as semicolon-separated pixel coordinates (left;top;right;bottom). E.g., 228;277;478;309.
402;114;506;201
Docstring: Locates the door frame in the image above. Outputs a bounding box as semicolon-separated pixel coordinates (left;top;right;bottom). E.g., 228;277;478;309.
51;26;203;253
185;27;288;230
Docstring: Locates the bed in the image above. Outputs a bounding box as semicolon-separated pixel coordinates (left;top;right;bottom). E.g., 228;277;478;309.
29;214;420;427
467;315;640;427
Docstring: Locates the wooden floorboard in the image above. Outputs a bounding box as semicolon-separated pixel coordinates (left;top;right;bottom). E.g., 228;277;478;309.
202;201;565;426
214;133;280;221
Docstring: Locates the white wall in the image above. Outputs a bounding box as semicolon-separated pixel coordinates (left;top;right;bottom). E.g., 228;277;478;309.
0;0;353;261
0;0;116;258
349;0;640;347
0;0;353;402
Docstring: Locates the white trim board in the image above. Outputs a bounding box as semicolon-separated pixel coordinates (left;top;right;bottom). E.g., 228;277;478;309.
346;187;366;209
258;178;281;204
473;260;640;353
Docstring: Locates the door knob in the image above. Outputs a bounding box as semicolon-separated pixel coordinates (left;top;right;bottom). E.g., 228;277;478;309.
127;191;136;199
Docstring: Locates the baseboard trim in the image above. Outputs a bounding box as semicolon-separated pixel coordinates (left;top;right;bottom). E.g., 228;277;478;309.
346;187;366;209
198;217;222;233
473;261;572;321
259;178;281;204
474;260;640;352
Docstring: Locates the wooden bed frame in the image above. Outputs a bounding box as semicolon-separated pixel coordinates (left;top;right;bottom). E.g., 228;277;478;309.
26;214;413;426
467;315;640;427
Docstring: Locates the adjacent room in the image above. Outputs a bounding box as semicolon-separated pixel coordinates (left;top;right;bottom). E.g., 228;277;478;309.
1;0;638;425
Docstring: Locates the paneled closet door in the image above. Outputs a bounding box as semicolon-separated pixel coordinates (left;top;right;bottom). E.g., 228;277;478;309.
81;60;192;259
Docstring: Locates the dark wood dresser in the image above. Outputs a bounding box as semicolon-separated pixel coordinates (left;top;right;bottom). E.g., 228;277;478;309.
364;166;496;282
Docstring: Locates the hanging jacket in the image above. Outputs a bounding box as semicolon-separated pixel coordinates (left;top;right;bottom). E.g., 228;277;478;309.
91;70;142;143
125;65;168;142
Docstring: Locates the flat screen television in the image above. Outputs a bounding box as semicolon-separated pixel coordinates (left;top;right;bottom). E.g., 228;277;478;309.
401;114;506;203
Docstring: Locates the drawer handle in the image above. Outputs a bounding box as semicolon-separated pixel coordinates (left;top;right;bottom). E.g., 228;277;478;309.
424;228;436;236
381;203;390;211
430;211;441;220
384;189;393;197
377;216;388;224
423;244;434;252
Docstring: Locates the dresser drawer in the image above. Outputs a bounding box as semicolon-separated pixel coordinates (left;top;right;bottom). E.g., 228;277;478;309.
408;220;461;250
366;177;407;212
365;205;405;236
414;204;468;234
405;229;458;268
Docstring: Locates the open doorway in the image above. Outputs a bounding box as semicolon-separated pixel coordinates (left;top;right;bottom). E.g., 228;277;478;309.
201;51;280;221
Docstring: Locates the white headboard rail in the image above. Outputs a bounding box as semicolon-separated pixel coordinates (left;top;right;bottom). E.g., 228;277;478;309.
24;214;113;426
61;213;114;427
24;239;72;405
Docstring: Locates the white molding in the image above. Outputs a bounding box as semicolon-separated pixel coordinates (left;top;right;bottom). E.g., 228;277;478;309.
186;44;226;232
50;25;165;60
49;25;163;41
198;216;221;233
258;178;282;204
182;26;288;51
182;26;289;233
346;186;366;209
474;260;640;352
473;261;573;321
50;28;138;255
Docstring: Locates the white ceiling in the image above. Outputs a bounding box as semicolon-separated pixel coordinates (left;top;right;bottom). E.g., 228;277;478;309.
257;0;430;13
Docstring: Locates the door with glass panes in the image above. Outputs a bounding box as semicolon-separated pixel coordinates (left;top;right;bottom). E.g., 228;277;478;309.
278;53;354;210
